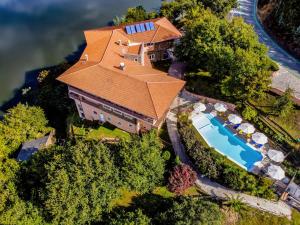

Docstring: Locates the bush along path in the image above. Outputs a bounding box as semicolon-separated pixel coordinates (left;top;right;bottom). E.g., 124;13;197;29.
231;0;300;101
166;97;292;218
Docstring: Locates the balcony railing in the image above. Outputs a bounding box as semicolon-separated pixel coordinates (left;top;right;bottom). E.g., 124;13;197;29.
68;87;154;124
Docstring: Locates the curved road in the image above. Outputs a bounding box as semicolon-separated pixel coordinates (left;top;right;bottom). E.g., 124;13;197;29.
231;0;300;100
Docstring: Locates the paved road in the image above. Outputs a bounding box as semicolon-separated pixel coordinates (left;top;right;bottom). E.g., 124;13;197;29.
166;96;292;218
231;0;300;99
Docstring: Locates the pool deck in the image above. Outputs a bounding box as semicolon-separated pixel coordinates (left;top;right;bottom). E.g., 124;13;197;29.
166;105;292;218
191;112;263;171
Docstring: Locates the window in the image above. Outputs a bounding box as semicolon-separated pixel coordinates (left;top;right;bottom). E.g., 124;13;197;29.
80;112;85;118
163;52;169;59
134;58;138;62
108;117;111;121
99;113;105;122
149;54;155;60
113;109;123;116
77;104;83;111
93;111;97;115
124;114;133;120
103;105;111;111
146;42;154;47
118;122;122;125
129;124;132;127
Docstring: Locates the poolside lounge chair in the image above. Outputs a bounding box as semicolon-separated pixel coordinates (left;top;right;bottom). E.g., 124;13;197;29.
257;144;263;148
225;121;231;125
233;124;240;129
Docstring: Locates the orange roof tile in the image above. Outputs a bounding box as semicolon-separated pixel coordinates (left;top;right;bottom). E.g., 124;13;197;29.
57;17;185;120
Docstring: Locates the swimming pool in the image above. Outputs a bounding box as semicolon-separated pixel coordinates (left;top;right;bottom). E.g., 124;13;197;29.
191;113;262;171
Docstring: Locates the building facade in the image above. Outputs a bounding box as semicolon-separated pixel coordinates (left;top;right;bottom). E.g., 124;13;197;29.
58;18;185;133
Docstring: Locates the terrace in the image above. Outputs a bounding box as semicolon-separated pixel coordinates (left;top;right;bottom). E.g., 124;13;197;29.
189;101;288;181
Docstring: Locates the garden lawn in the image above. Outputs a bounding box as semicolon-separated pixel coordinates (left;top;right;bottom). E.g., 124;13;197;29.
249;93;300;140
111;189;139;207
111;186;201;207
86;123;130;140
237;207;300;225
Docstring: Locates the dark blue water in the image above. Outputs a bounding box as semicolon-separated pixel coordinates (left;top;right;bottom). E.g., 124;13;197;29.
0;0;161;107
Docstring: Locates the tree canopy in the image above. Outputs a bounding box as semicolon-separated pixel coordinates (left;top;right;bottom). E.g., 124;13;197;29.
160;0;237;23
113;6;157;25
107;209;151;225
176;6;275;100
0;103;51;153
273;88;295;117
159;197;223;225
116;131;166;193
39;140;120;224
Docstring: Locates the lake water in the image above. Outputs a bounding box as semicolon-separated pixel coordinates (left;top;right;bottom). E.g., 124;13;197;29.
0;0;161;108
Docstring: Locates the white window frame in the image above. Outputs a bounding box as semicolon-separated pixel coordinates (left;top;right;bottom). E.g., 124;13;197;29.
113;109;123;116
149;54;155;60
103;105;111;111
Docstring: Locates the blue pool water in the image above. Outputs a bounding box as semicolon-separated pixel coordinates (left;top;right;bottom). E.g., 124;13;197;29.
191;113;263;171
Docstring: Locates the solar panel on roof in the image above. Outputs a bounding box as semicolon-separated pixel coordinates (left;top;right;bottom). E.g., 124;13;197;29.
139;23;146;32
130;25;136;34
149;22;155;30
145;22;151;31
125;26;132;34
135;24;141;32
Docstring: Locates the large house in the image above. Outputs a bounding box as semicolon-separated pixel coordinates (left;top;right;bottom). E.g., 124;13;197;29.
57;17;185;133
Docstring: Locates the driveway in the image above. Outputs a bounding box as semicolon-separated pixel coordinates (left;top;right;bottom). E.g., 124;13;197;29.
230;0;300;100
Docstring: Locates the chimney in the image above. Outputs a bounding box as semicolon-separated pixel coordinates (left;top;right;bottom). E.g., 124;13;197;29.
120;62;125;70
84;54;89;62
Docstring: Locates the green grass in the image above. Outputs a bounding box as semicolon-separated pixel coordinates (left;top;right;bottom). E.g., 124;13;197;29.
86;123;130;140
249;93;300;140
112;186;201;207
237;207;300;225
185;75;230;102
71;120;130;141
111;189;139;207
152;186;175;198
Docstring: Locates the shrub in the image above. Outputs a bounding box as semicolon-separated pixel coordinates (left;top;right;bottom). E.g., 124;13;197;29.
168;164;197;194
162;151;171;161
242;105;258;121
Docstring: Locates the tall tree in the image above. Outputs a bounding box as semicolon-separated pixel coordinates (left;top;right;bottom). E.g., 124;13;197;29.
273;88;295;117
107;209;151;225
159;197;223;225
160;0;238;23
116;131;165;193
40;140;120;224
0;104;51;153
0;156;45;224
168;164;197;194
176;7;274;100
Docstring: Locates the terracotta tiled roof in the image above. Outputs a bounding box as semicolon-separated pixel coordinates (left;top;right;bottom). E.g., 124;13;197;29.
57;17;185;120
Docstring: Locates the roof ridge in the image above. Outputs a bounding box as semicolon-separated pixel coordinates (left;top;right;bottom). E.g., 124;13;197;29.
150;25;160;43
99;30;114;63
155;17;182;37
146;80;184;84
146;82;159;119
